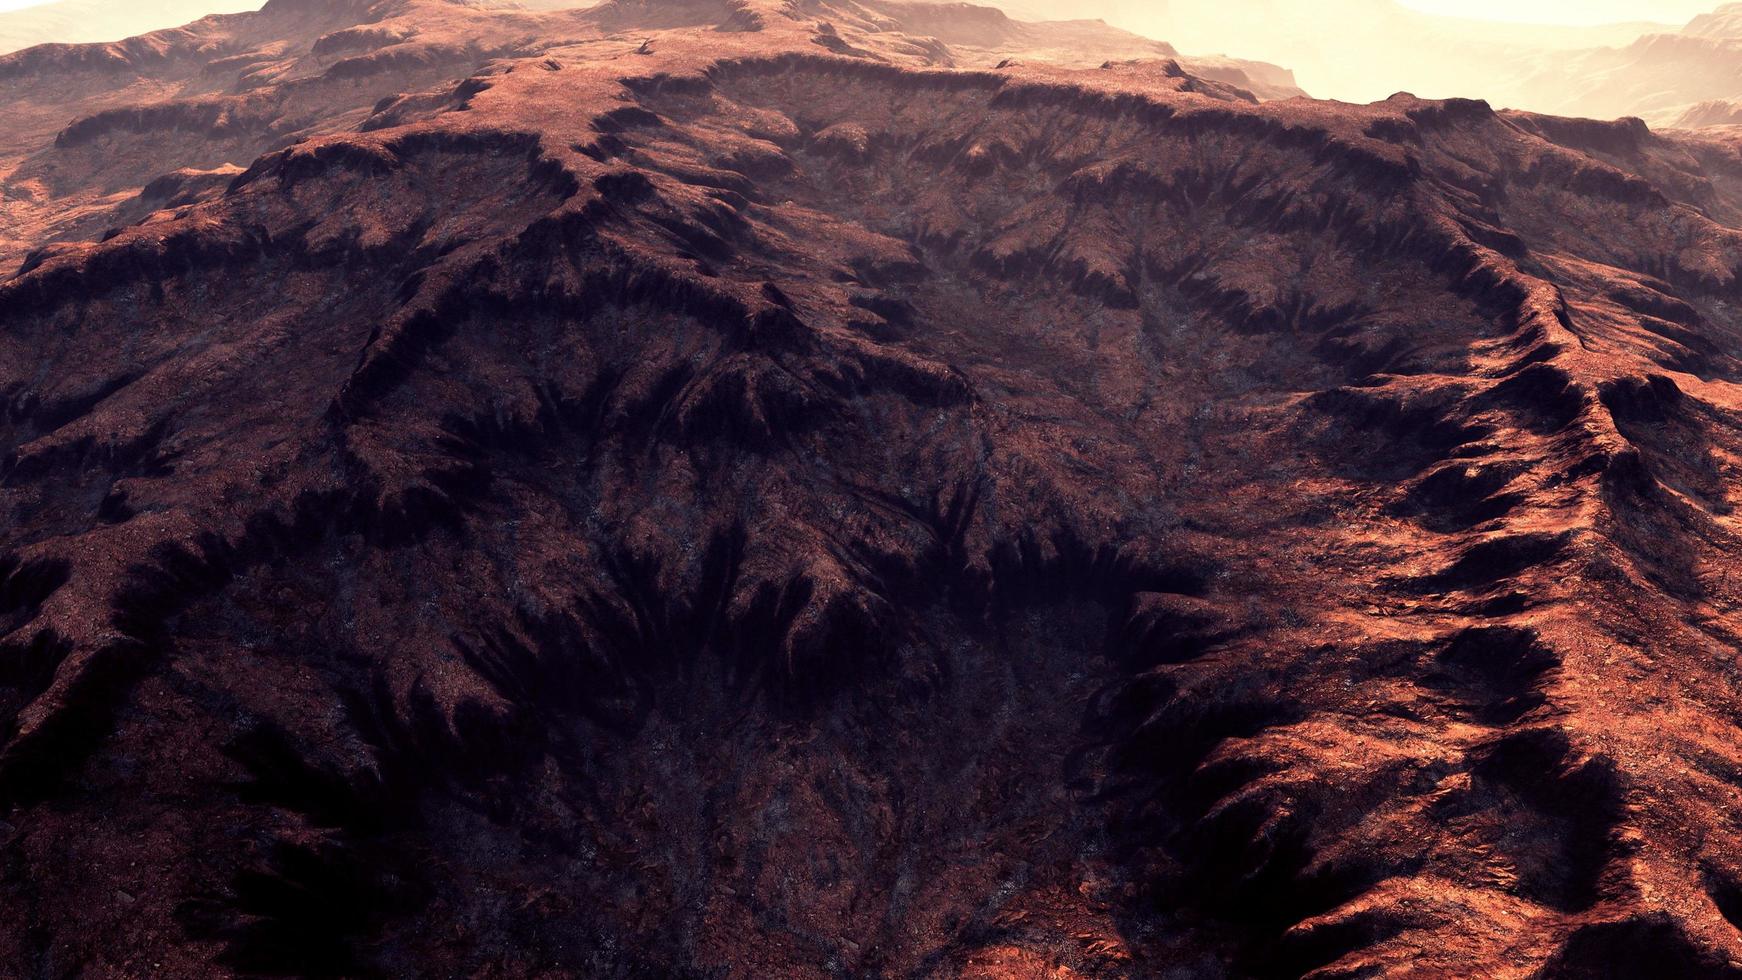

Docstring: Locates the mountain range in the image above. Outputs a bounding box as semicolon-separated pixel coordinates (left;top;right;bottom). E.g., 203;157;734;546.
7;0;1742;977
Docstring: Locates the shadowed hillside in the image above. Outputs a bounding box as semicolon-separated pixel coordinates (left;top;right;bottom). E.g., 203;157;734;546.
6;1;1742;977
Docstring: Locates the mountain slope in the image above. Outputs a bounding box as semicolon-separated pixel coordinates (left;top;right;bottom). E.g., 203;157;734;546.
0;0;1298;268
5;0;1742;977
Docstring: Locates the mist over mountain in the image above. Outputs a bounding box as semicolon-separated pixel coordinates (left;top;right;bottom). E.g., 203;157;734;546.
0;0;265;54
994;0;1742;124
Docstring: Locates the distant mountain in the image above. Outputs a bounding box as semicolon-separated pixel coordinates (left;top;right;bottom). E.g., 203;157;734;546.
988;0;1742;128
1685;1;1742;36
991;0;1672;105
1504;3;1742;126
0;0;264;54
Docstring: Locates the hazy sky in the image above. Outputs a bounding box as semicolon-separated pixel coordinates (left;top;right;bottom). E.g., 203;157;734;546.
1400;0;1713;23
0;0;271;10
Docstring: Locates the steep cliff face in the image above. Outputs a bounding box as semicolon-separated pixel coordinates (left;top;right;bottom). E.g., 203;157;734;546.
6;1;1742;978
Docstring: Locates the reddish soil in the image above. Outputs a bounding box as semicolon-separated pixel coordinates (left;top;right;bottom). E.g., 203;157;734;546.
4;1;1742;977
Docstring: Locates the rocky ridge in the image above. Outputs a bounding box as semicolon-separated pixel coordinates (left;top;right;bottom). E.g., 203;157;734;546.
4;0;1742;977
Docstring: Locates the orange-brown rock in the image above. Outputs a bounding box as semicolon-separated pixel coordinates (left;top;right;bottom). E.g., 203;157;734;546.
4;1;1742;978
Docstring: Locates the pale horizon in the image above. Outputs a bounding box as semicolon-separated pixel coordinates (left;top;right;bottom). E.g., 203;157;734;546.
1020;0;1734;108
1398;0;1712;24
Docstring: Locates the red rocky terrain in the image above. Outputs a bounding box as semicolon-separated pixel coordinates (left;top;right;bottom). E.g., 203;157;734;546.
5;0;1742;977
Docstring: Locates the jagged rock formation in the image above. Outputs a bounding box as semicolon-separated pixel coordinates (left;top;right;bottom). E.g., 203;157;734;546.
5;0;1742;977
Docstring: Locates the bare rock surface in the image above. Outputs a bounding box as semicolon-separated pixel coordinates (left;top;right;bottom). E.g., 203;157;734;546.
5;1;1742;977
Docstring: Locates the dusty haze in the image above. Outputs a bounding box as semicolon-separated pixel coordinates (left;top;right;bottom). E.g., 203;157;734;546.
1002;0;1702;107
0;0;1726;115
0;0;263;52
